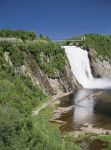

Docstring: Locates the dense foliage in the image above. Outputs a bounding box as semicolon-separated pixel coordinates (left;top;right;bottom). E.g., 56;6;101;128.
1;30;111;149
64;34;111;61
0;64;80;150
28;42;66;77
0;30;72;150
0;39;66;77
0;52;47;149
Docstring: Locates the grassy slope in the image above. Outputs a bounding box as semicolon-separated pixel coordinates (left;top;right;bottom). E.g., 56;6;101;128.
0;30;81;150
0;60;47;149
33;107;81;150
1;30;111;149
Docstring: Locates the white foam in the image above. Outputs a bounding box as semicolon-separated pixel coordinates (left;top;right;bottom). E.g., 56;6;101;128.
63;46;111;89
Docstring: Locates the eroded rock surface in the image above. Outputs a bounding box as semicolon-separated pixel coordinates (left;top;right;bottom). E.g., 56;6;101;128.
89;49;111;78
51;106;74;122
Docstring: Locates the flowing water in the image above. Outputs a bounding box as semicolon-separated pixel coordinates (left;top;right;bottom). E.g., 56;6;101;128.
58;89;111;131
63;46;111;89
57;46;111;131
55;46;111;149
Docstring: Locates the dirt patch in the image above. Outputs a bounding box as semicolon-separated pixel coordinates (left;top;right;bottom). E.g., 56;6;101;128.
89;139;108;150
32;92;71;116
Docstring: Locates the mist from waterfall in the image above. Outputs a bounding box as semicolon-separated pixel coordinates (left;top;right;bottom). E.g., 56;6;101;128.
63;46;111;89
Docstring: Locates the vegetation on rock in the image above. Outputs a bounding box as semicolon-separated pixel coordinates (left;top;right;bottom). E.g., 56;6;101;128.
64;34;111;61
0;29;79;150
0;29;66;77
0;59;47;149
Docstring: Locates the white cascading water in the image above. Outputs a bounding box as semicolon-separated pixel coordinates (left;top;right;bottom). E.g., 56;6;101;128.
63;46;111;89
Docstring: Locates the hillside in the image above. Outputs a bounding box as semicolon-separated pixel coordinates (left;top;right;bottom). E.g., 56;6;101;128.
2;30;111;150
0;30;80;150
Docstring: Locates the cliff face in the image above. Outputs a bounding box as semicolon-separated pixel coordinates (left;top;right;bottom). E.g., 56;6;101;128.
16;53;79;95
88;49;111;78
1;36;80;96
4;43;111;95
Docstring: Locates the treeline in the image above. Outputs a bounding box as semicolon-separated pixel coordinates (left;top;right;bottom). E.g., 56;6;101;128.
0;29;50;41
0;30;66;78
0;29;37;40
64;34;111;61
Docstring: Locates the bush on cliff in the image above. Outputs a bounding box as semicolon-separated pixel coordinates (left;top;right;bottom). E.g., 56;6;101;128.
0;30;80;150
0;38;66;77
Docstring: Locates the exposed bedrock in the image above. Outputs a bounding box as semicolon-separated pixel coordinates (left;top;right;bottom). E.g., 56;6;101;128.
17;53;80;95
88;49;111;78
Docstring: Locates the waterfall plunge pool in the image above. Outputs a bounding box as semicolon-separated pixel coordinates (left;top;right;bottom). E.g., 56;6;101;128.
53;89;111;132
58;46;111;132
54;46;111;148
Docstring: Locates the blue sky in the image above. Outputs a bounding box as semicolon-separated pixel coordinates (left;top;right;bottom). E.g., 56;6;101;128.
0;0;111;39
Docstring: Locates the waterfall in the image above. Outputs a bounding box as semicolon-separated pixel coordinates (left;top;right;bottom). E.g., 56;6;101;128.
63;46;111;89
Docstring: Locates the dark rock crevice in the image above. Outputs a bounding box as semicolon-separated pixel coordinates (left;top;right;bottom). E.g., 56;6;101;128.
24;53;80;95
25;53;55;95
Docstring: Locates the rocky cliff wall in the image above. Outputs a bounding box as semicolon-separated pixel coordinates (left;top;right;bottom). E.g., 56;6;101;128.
88;49;111;78
17;53;79;95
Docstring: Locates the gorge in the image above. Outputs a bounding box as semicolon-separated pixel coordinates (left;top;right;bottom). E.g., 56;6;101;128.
1;30;111;150
52;45;111;131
